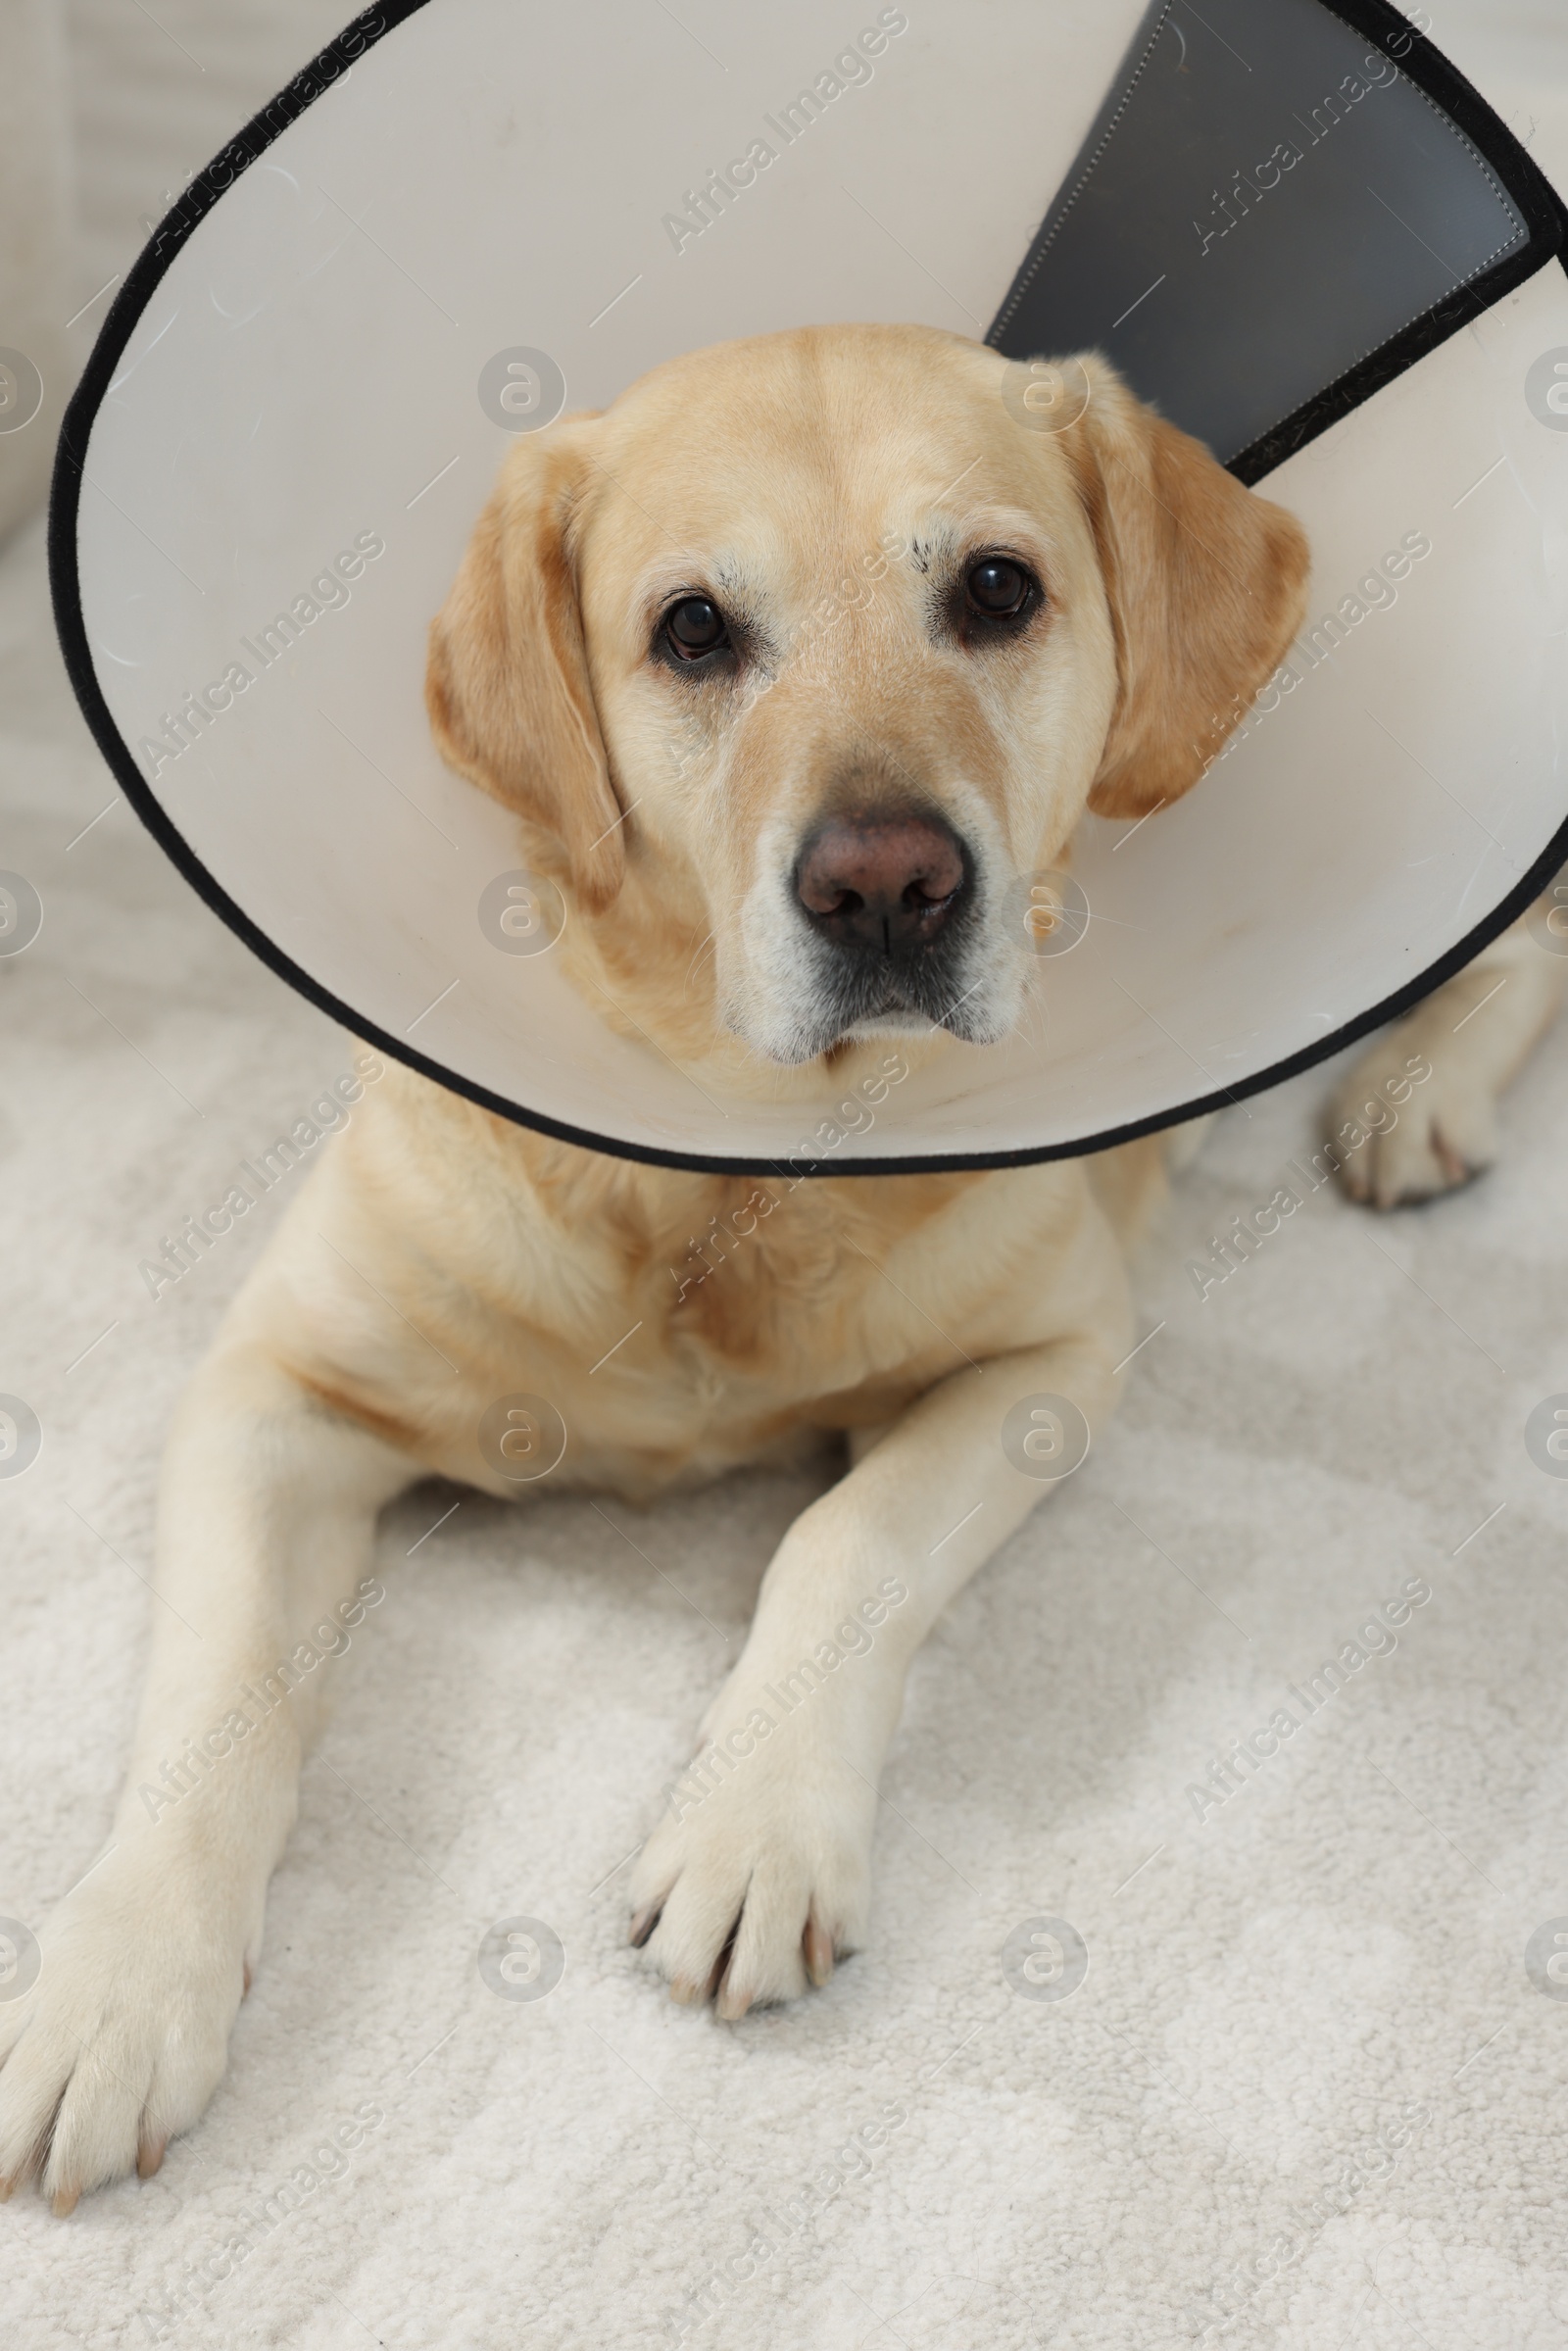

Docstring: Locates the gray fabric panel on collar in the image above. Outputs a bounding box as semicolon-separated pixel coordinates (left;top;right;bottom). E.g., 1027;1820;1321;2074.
988;0;1526;464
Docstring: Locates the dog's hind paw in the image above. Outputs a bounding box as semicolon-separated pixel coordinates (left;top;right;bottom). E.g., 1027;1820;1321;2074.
1328;1047;1497;1210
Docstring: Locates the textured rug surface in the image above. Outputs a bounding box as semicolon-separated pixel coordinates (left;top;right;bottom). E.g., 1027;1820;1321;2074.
5;5;1568;2347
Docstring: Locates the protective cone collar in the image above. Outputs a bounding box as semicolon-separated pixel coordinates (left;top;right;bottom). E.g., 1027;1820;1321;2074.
51;0;1568;1173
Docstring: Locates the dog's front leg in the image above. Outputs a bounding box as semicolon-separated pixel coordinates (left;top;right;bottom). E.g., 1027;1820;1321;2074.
0;1349;413;2209
628;1329;1122;2018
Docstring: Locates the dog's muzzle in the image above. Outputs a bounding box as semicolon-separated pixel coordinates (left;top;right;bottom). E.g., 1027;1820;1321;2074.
790;807;981;1038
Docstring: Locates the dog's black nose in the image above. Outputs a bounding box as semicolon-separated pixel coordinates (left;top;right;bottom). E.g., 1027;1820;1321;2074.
795;810;967;953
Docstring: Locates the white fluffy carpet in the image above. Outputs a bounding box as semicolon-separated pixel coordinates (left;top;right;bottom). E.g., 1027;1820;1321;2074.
5;6;1568;2347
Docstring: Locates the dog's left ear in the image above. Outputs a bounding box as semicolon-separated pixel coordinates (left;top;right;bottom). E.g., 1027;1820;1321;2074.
1064;359;1310;820
425;416;625;912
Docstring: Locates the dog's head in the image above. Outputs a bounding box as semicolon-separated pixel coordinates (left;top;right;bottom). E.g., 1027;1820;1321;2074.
428;324;1307;1069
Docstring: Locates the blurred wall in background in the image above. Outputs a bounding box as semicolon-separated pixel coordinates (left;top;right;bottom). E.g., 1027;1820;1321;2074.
0;0;71;541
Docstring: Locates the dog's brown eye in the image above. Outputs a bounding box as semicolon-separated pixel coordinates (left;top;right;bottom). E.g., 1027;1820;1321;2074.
965;558;1031;618
664;596;729;659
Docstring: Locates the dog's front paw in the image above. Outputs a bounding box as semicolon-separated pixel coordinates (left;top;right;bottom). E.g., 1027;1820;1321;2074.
0;1846;248;2210
627;1703;878;2020
1328;1037;1495;1209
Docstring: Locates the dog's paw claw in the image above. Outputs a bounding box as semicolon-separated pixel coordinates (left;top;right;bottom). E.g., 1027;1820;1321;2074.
627;1906;659;1950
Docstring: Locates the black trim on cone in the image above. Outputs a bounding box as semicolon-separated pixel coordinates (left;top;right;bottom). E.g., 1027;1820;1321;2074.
46;0;1568;1174
1236;0;1561;480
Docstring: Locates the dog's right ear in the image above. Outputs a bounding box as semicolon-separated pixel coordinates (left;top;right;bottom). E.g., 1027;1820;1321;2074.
425;417;625;913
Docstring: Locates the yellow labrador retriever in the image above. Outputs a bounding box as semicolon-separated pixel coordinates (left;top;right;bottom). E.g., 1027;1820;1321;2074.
3;323;1326;2207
